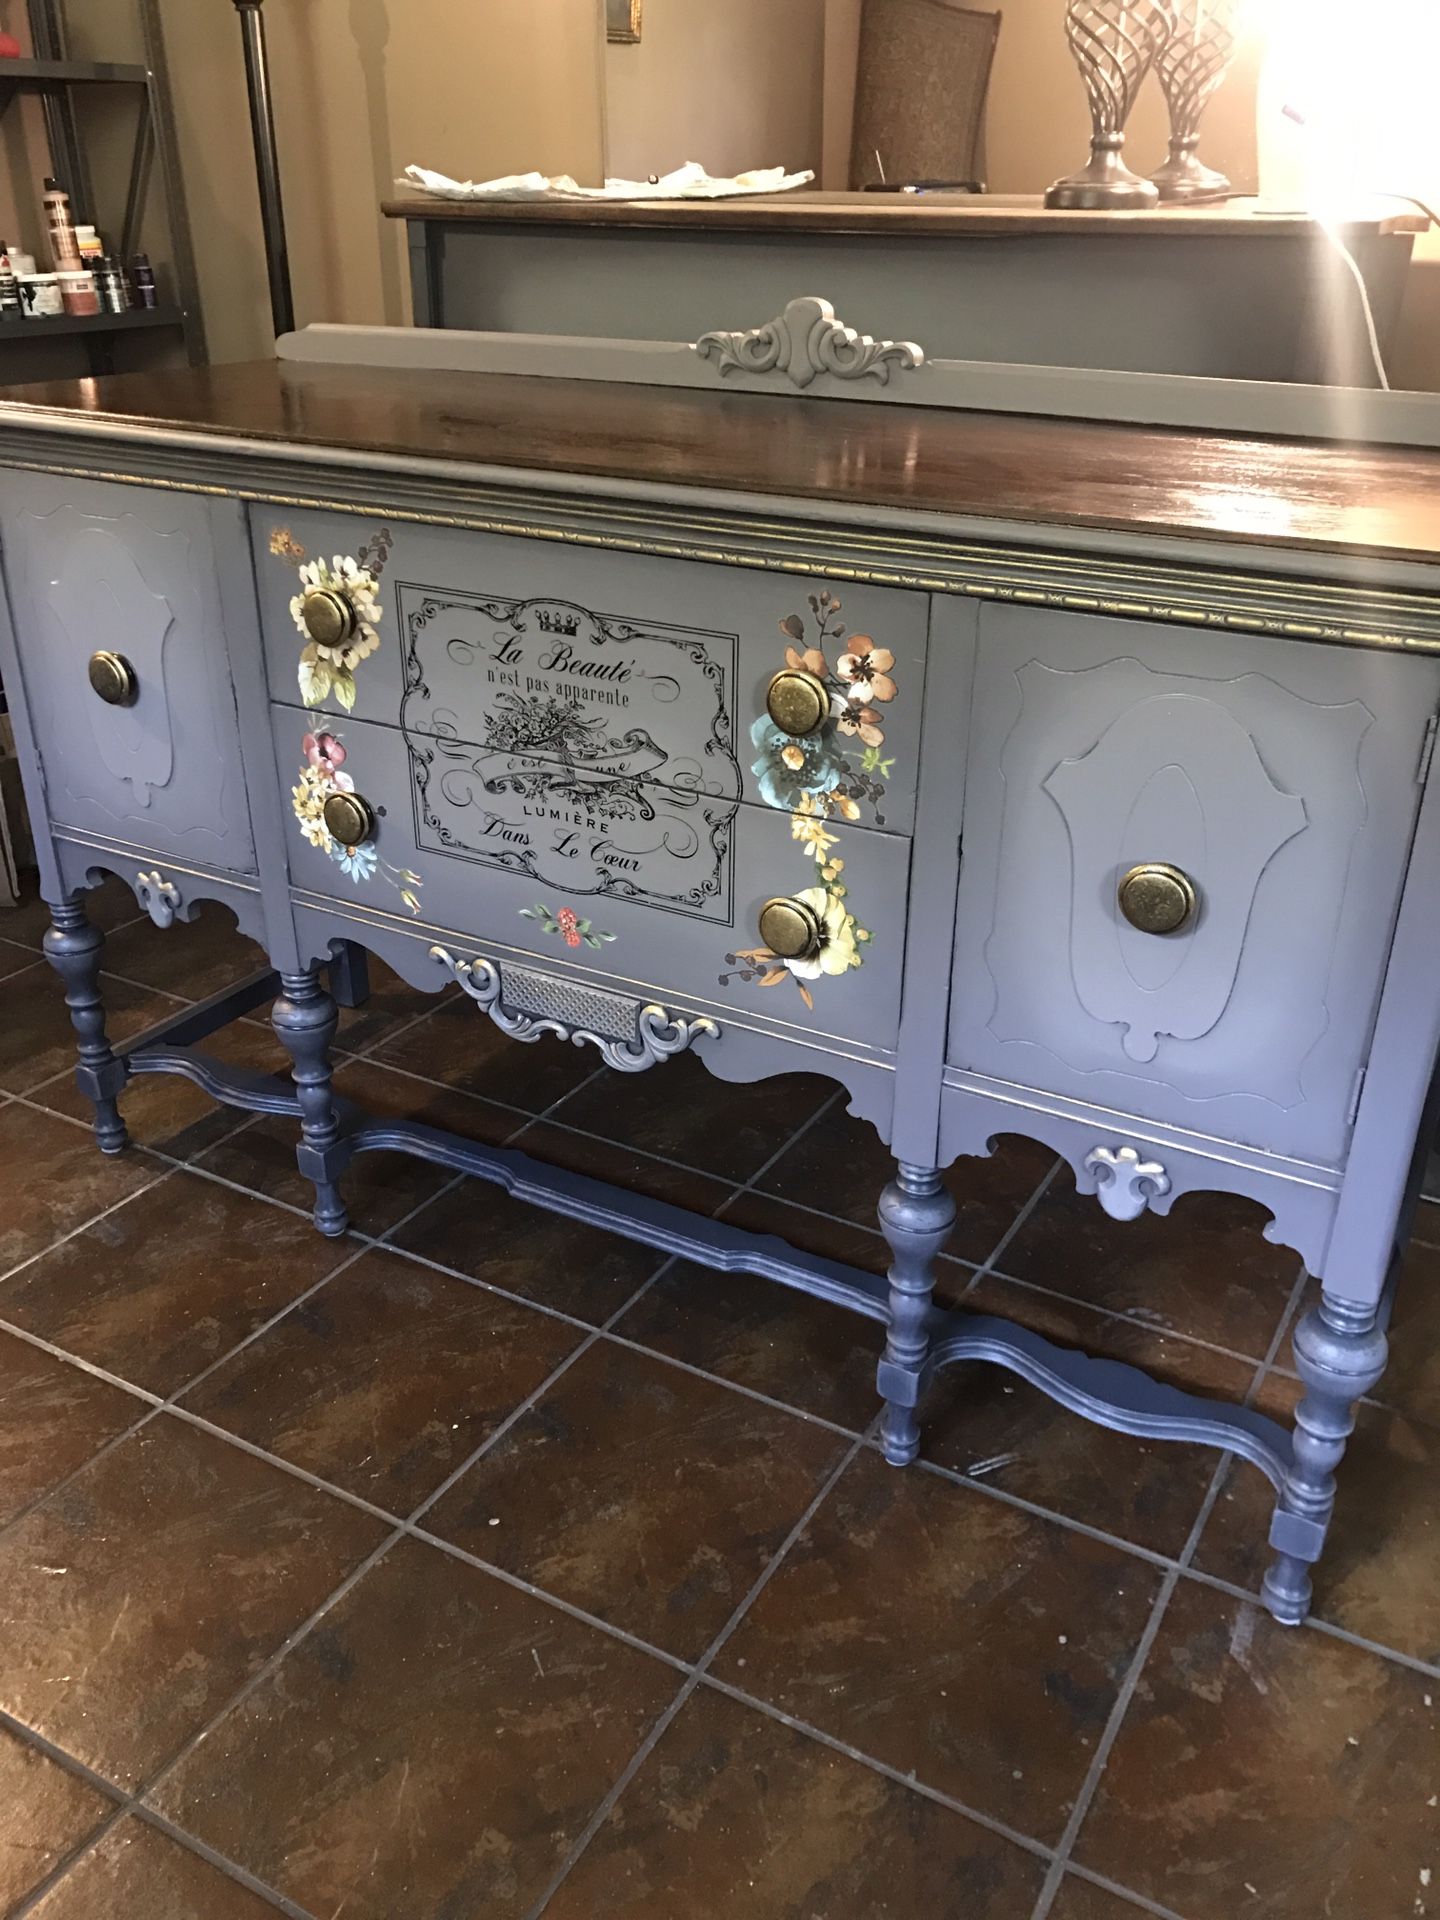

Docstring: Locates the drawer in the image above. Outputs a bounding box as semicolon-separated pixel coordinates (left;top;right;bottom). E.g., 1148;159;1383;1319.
253;506;926;836
0;474;255;873
274;706;911;1053
948;605;1440;1166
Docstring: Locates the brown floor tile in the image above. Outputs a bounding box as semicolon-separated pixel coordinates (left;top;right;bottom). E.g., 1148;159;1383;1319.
195;1056;518;1235
29;1817;287;1919
713;1450;1162;1846
0;1106;160;1280
0;1726;113;1912
514;1118;735;1217
389;1177;662;1323
0;1171;343;1398
545;1054;834;1182
1077;1577;1440;1920
0;935;35;979
995;1172;1302;1360
1410;1198;1440;1250
0;1416;385;1789
1047;1877;1155;1920
427;1340;849;1660
2;875;143;947
96;907;267;1004
0;963;184;1095
614;1258;882;1429
0;1331;145;1526
149;1537;675;1920
368;990;603;1112
759;1114;1056;1267
31;1017;293;1160
544;1683;1046;1919
1195;1392;1440;1665
182;1245;585;1514
923;1273;1283;1559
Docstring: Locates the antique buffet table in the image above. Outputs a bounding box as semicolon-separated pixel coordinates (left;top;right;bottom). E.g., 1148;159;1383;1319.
3;331;1440;1630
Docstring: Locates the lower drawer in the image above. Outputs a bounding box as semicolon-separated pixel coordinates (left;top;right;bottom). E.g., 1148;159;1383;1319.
274;706;911;1053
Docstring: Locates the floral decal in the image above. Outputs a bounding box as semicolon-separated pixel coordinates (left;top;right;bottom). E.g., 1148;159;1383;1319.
271;526;422;916
519;902;618;951
723;590;891;1012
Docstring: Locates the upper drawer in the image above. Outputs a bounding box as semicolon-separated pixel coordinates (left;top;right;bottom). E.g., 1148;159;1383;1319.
252;507;927;837
948;604;1440;1168
0;474;256;874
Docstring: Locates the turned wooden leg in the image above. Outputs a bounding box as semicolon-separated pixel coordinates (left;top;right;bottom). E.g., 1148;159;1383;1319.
42;894;129;1155
876;1162;956;1466
272;966;349;1237
1262;1289;1389;1627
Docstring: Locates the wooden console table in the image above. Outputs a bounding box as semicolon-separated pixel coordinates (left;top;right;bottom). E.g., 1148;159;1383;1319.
382;191;1426;385
2;334;1440;1630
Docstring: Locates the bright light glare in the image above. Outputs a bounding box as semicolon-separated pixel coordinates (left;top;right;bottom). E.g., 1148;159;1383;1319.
1251;0;1440;211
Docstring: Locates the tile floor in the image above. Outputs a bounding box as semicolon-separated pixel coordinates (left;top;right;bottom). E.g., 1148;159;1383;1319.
0;882;1437;1920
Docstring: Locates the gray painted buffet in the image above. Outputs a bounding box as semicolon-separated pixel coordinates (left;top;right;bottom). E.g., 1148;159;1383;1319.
3;316;1440;1632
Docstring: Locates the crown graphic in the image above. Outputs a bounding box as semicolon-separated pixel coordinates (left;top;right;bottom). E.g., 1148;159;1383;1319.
536;608;581;637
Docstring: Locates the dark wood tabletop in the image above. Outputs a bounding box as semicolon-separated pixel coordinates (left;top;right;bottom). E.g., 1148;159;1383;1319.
380;190;1428;242
2;357;1439;568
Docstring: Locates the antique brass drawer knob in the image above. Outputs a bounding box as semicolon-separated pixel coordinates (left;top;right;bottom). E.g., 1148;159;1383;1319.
765;667;830;738
88;650;138;707
1117;862;1198;936
322;790;376;848
759;893;824;961
300;587;357;649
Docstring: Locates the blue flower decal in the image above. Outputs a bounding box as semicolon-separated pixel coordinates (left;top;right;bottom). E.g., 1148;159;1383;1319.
331;839;378;883
749;712;845;812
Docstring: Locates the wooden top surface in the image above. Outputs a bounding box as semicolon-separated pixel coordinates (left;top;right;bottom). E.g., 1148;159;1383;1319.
2;357;1439;569
380;189;1428;241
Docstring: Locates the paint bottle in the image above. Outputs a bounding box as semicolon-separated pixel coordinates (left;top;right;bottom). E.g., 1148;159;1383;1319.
93;256;129;314
8;249;36;279
58;268;99;317
129;254;158;309
42;179;81;271
21;273;63;317
0;253;20;319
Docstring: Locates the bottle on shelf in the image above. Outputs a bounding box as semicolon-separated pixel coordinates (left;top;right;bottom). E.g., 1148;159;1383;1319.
0;252;20;320
43;179;81;272
129;254;158;310
92;256;130;315
74;224;104;267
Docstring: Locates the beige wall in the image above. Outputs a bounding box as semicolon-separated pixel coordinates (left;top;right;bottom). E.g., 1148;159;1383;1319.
65;0;606;366
604;0;825;182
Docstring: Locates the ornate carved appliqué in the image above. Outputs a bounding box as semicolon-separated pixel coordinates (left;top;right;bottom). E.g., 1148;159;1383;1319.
134;869;184;929
430;945;717;1072
1085;1144;1172;1222
694;296;924;390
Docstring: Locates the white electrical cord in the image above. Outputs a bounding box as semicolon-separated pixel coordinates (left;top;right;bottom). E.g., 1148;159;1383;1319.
1314;214;1393;390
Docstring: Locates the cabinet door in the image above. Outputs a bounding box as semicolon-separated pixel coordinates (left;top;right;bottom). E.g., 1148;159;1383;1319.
0;475;255;873
948;605;1440;1166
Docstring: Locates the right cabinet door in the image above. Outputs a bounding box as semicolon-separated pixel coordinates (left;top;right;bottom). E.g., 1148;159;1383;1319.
948;605;1440;1167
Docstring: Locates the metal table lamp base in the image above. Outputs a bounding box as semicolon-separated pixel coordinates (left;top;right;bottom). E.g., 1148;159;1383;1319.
1046;135;1161;210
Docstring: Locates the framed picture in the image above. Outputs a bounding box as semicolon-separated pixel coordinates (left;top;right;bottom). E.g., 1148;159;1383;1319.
607;0;642;42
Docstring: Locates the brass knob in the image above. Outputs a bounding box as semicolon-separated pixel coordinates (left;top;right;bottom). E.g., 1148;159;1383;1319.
300;587;356;649
1117;863;1197;936
758;894;824;961
765;667;830;739
88;650;137;707
322;791;376;848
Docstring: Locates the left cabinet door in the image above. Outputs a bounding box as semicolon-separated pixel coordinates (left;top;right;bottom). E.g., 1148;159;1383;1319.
0;475;256;873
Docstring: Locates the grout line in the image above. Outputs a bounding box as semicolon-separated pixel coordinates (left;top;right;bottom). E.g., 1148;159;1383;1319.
967;1155;1064;1282
524;1423;872;1917
1058;1865;1194;1920
128;1807;321;1920
0;1149;174;1291
698;1672;1057;1864
1025;1260;1313;1920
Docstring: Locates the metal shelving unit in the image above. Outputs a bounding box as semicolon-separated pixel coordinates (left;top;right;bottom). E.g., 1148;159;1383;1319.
0;0;205;372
